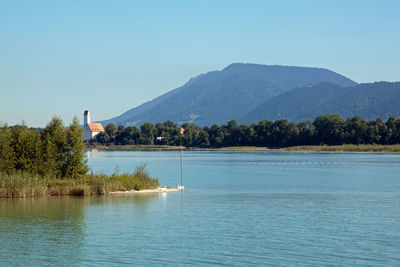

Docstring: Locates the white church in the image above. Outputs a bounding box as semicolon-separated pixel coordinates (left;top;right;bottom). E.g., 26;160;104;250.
83;110;105;140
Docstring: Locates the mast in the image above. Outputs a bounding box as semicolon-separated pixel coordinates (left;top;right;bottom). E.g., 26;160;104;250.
180;149;183;187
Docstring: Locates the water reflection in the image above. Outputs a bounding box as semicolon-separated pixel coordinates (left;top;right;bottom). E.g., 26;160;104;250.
0;194;162;266
0;197;87;266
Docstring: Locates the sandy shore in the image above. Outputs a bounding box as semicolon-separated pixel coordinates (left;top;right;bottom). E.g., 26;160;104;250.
110;187;180;195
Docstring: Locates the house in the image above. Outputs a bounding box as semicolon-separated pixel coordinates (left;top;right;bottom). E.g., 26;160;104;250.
83;110;105;140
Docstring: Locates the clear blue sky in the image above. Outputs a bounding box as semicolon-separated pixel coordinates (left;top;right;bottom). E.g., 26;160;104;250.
1;0;399;127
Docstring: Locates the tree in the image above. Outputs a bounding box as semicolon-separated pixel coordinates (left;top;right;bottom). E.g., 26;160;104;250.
105;123;117;139
253;121;273;147
197;129;210;147
241;125;255;146
105;123;117;136
269;119;298;147
94;131;110;143
63;117;88;178
314;114;345;145
140;122;155;145
0;123;15;173
41;117;67;177
345;116;368;144
207;124;224;147
297;120;315;145
386;117;398;144
11;123;41;174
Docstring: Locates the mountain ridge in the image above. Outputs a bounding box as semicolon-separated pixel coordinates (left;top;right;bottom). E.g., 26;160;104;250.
241;81;400;123
100;63;357;126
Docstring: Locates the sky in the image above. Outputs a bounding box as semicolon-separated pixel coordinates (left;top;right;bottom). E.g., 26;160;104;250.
0;0;399;127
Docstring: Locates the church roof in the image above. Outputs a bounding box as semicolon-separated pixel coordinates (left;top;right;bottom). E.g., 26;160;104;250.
87;123;104;132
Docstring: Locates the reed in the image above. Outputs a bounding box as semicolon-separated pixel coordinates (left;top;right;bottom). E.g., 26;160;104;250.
0;167;159;198
279;144;400;152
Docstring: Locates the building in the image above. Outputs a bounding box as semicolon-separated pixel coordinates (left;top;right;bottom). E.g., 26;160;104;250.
83;110;105;140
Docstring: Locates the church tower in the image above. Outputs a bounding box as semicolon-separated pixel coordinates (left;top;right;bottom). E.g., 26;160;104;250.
84;110;91;124
83;110;105;140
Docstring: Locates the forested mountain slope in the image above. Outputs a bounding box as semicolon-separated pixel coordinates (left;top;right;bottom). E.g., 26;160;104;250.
101;63;356;126
241;82;400;123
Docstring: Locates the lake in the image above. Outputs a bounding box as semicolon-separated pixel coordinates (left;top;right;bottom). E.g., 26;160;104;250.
1;150;400;266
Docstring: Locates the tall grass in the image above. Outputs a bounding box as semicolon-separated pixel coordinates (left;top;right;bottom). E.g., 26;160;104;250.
279;144;400;152
0;165;159;198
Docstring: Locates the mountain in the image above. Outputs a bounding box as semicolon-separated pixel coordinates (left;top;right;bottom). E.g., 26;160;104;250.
101;63;357;126
241;81;400;123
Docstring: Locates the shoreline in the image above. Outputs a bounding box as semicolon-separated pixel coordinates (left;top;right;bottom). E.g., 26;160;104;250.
86;144;400;153
0;187;181;199
110;187;180;195
85;145;185;151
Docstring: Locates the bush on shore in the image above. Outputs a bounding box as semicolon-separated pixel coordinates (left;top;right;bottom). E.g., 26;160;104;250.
0;117;159;198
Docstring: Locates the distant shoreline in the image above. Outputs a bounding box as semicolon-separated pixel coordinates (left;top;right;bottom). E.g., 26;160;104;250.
86;144;400;153
276;144;400;153
85;144;185;151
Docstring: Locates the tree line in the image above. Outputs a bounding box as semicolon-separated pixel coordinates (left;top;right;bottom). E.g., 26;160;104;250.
92;114;400;147
0;117;88;178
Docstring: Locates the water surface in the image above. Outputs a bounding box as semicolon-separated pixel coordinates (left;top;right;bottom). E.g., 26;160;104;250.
1;151;400;266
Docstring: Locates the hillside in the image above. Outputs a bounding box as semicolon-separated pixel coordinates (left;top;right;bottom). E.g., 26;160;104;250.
241;82;400;123
100;63;356;126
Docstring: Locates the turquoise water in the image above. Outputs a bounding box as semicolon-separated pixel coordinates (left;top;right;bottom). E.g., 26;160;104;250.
1;150;400;266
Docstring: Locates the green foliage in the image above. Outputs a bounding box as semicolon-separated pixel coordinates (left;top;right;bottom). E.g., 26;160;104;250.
41;117;66;177
0;117;88;179
11;124;41;173
140;122;155;145
345;116;368;144
314;114;345;145
64;117;89;178
0;119;167;198
93;114;400;148
105;123;117;138
0;123;15;174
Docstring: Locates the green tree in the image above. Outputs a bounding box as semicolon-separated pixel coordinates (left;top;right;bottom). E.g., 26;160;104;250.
297;120;315;145
41;117;67;178
269;119;298;147
140;122;155;145
11;124;41;174
0;123;15;173
94;131;110;143
386;117;398;144
314;114;345;145
345;116;368;144
253;121;273;147
208;124;224;147
63;117;88;178
105;123;117;143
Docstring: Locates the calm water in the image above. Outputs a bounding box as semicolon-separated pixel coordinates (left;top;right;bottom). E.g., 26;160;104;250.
1;150;400;266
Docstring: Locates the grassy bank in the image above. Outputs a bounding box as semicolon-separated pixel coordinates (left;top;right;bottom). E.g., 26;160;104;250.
87;144;400;152
216;146;270;151
278;144;400;152
216;144;400;152
0;168;159;198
